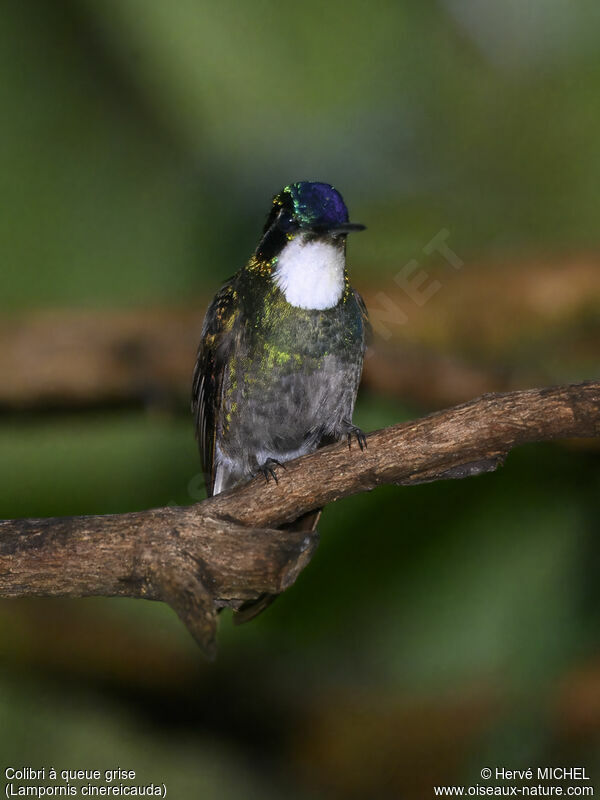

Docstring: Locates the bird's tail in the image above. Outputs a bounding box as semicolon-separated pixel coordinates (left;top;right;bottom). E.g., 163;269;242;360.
232;508;322;624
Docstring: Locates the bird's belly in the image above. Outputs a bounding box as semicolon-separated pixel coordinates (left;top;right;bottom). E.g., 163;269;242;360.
222;353;356;467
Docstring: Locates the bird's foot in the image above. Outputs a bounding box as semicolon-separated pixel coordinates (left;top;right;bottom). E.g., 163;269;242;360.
338;422;367;451
257;458;286;484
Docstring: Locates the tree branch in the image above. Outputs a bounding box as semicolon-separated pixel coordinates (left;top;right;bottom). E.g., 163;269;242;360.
1;255;598;410
1;382;598;657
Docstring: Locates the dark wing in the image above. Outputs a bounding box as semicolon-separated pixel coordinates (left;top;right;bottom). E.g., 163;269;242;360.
191;279;239;496
352;287;371;348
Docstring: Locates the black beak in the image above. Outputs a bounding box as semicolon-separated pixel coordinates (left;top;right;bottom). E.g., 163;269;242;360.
308;222;366;236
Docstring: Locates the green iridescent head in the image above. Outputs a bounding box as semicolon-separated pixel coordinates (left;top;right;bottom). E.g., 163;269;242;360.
256;181;364;261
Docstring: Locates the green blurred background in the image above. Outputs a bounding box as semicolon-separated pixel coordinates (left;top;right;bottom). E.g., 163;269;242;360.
1;1;599;797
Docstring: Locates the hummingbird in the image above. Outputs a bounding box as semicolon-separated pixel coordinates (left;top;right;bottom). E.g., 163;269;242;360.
192;181;368;619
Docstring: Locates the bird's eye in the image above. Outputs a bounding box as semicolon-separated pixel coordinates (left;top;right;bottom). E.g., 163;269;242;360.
279;213;297;233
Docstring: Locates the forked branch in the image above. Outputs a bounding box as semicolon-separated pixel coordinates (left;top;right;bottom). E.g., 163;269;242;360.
0;382;598;657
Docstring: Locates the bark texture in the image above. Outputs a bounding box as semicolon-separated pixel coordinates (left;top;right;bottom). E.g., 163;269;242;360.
1;381;598;657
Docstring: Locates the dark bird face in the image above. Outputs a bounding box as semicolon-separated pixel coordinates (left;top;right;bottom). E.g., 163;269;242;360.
256;181;365;262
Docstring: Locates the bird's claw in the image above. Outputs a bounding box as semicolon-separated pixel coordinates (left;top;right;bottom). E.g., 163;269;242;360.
346;425;367;451
258;458;285;484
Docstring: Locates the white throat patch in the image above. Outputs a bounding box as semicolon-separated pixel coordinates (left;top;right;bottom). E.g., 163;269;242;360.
274;237;345;310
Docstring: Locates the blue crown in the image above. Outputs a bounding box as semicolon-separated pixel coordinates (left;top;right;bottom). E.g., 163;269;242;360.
284;182;349;227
